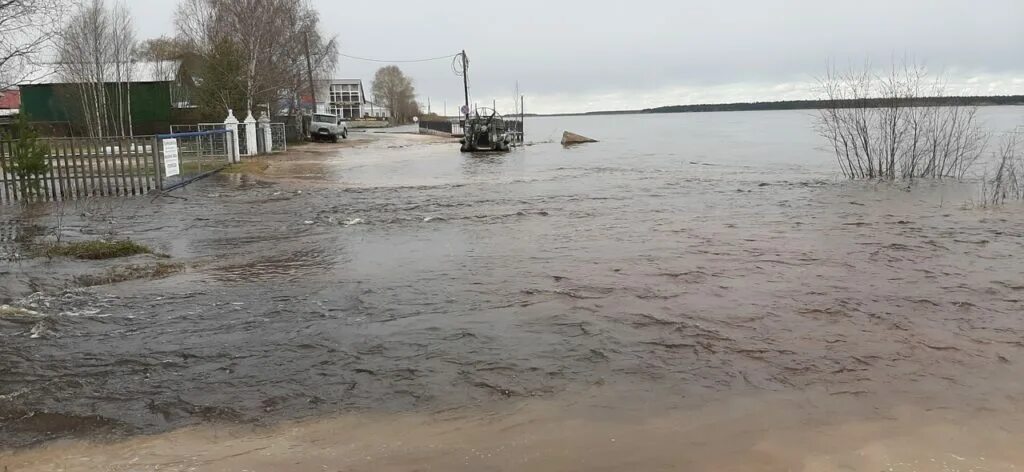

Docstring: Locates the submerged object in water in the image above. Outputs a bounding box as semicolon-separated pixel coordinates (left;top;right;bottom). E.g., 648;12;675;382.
562;131;598;146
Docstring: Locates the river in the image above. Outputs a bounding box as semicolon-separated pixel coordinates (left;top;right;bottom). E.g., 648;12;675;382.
2;108;1024;470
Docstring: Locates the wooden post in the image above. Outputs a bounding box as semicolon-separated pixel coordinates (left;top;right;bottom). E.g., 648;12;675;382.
96;138;109;196
0;141;9;203
521;95;525;143
117;137;129;195
57;139;70;200
0;141;11;202
152;136;162;191
84;137;98;196
50;142;59;200
73;138;86;198
131;137;143;195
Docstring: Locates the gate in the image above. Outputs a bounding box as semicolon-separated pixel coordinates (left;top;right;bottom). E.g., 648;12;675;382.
153;129;237;192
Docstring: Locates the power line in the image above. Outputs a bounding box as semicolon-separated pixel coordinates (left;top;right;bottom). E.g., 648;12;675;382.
338;52;459;63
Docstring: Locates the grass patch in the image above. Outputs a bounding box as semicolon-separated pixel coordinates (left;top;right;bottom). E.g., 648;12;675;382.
75;262;185;287
42;240;153;260
0;305;42;317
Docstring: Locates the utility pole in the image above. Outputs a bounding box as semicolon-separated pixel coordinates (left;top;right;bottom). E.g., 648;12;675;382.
304;32;317;113
428;97;431;115
461;50;470;121
521;95;525;142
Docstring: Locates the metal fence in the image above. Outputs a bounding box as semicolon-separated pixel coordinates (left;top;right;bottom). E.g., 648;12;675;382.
419;120;456;135
172;123;287;155
420;118;524;143
171;123;244;155
271;123;287;152
154;130;236;192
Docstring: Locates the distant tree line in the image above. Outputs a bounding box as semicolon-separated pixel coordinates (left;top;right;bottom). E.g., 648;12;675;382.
643;95;1024;114
528;95;1024;117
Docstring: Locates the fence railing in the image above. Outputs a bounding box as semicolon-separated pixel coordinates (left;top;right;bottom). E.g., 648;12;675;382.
0;136;159;203
171;123;244;155
420;117;524;144
0;130;237;203
172;122;287;155
271;123;287;152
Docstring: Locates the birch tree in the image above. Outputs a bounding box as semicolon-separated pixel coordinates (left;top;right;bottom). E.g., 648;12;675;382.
56;0;138;137
0;0;68;89
174;0;337;119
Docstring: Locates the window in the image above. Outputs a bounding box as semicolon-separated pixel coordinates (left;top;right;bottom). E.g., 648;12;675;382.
342;104;360;119
329;83;361;104
342;84;360;103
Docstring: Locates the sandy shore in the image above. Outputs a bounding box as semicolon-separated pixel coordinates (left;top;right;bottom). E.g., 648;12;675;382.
4;386;1023;472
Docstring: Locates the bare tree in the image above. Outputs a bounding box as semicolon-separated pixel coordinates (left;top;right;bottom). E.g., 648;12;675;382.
109;1;136;136
372;66;419;124
815;58;988;181
0;0;68;89
174;0;337;119
980;132;1022;207
55;0;138;138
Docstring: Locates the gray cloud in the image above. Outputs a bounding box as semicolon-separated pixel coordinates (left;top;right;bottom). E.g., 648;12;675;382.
128;0;1024;113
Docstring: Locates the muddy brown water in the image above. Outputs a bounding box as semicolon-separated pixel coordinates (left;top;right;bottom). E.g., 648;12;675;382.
2;109;1024;469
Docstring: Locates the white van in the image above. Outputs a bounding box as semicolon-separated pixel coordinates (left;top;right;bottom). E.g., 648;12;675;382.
310;113;348;142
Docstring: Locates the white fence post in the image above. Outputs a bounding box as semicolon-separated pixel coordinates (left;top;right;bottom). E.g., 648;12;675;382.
259;112;273;154
224;109;241;163
244;111;258;156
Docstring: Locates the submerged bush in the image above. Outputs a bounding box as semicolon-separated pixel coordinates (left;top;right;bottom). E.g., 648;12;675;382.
41;240;153;260
815;59;988;180
979;132;1022;207
75;262;185;286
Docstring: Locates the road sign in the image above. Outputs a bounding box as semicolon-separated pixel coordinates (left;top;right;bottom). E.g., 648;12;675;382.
163;138;180;177
460;105;469;115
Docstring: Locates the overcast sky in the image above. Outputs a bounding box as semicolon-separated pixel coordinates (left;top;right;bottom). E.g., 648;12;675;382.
122;0;1024;114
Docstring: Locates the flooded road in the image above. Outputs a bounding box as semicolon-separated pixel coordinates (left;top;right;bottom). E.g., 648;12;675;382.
3;109;1024;469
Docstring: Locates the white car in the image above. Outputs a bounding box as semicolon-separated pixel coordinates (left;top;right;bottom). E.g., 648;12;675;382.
311;113;348;142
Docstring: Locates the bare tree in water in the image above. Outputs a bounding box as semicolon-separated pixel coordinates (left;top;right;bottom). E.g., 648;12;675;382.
815;59;988;180
980;132;1022;207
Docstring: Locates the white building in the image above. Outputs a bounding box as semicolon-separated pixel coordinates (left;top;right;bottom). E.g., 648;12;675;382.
316;79;390;120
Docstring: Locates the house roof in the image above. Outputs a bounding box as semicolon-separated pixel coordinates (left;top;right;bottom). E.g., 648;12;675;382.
25;60;181;85
0;89;20;109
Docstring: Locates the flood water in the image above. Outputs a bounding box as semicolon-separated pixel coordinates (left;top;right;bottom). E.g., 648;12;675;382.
2;108;1024;468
